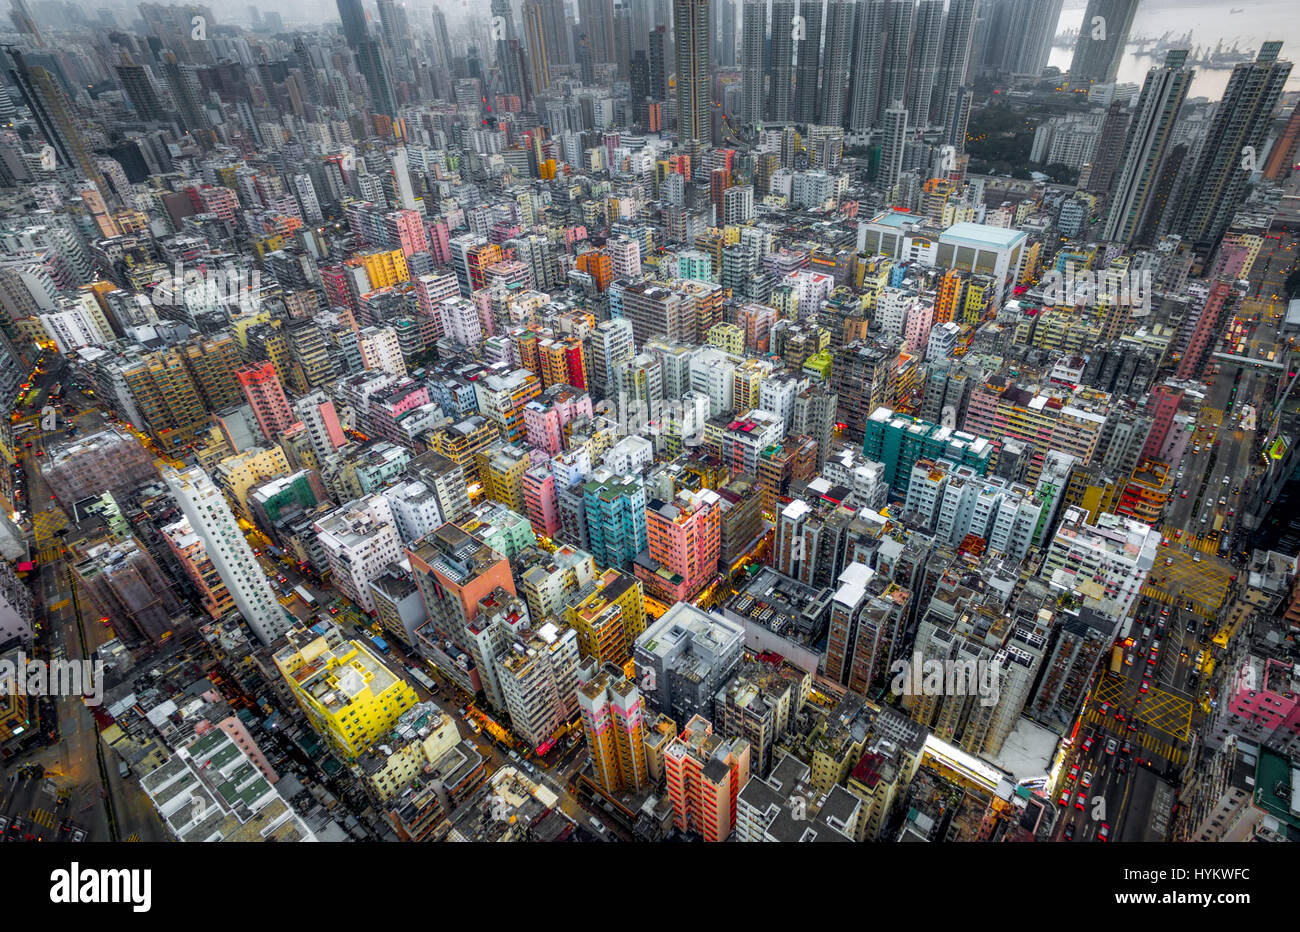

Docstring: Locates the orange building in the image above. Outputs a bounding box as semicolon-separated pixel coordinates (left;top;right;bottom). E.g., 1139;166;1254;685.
935;269;965;324
576;250;612;292
664;715;750;842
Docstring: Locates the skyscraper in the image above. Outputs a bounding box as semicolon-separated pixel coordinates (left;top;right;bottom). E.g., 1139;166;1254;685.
996;0;1062;77
848;0;887;132
905;0;944;126
1084;99;1131;196
8;49;109;198
1173;42;1292;250
337;0;398;116
165;467;290;646
523;0;553;92
739;0;765;125
1103;50;1194;245
580;0;617;62
1067;0;1140;88
674;0;711;143
767;0;794;123
932;0;977;126
880;100;909;199
713;0;737;67
878;0;915;126
792;0;822;124
819;0;855;127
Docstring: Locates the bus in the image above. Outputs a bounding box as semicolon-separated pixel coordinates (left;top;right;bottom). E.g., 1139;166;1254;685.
407;667;436;692
294;585;316;608
1108;645;1124;678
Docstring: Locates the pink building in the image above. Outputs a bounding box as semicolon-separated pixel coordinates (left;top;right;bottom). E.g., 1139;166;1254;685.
1213;656;1300;750
903;299;935;355
737;303;778;353
522;386;594;455
522;464;561;538
635;489;721;603
385;208;429;258
237;362;295;443
1176;282;1234;381
1142;385;1183;462
427;218;451;266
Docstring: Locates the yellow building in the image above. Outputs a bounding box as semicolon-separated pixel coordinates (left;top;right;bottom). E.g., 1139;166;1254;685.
358;249;410;289
564;568;646;666
356;705;460;801
214;446;292;514
707;322;745;355
274;627;419;761
477;441;531;514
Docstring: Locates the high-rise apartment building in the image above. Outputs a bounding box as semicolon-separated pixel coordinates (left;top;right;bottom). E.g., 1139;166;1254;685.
1103;50;1194;245
1173;43;1291;250
165;467;290;646
237;362;296;444
663;714;751;841
674;0;712;142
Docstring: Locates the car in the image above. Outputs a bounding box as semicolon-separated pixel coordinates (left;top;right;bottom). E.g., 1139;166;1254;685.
1121;741;1132;756
1099;702;1110;716
1058;786;1071;806
1180;490;1188;498
1140;680;1149;693
1063;821;1075;840
1127;721;1138;733
1147;653;1157;665
1081;771;1092;790
1165;557;1174;566
1105;738;1118;756
1098;822;1110;842
1068;763;1080;781
1193;554;1201;563
1075;792;1086;810
1223;476;1230;485
1125;652;1135;666
1081;734;1094;753
1117;756;1129;774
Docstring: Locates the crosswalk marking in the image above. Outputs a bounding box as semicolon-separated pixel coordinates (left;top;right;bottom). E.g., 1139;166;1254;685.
126;833;140;842
29;808;56;828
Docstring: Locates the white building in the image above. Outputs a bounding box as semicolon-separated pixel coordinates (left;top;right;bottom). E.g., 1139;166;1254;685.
315;493;403;615
165;467;289;646
1041;505;1160;625
358;325;407;377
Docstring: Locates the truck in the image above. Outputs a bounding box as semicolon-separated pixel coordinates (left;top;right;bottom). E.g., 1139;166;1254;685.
1108;645;1124;678
294;585;316;608
369;634;390;655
